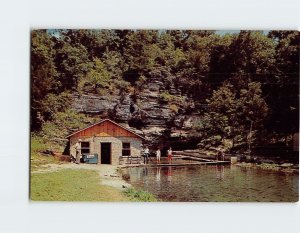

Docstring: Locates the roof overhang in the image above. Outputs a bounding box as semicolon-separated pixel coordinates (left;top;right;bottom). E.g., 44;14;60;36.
66;119;145;140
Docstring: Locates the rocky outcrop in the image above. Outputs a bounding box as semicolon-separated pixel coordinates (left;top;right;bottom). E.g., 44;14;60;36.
114;94;132;122
135;68;176;127
71;68;201;147
72;93;120;115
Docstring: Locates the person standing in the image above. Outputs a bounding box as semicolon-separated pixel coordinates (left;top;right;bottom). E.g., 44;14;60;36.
221;149;225;161
167;147;173;164
156;148;161;164
144;146;150;164
75;139;82;164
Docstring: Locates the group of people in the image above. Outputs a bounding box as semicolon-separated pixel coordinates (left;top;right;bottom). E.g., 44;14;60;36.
74;138;175;165
143;146;173;164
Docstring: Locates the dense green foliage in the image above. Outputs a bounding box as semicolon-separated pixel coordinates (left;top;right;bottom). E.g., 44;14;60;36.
31;29;299;153
196;82;268;150
40;109;97;145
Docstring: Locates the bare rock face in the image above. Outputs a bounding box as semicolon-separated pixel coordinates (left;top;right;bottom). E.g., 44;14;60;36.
72;93;120;114
135;68;176;127
182;116;200;129
114;94;132;122
142;126;166;140
141;126;167;149
170;129;189;138
173;115;186;128
172;115;200;132
137;98;174;126
71;67;200;146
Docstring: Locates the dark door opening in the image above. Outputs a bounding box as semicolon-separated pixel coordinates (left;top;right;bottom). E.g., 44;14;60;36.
101;143;111;164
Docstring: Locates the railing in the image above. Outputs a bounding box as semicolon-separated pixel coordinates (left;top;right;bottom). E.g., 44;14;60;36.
119;156;142;165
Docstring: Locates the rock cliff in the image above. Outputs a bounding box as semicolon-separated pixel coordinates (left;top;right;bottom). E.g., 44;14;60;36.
71;68;201;149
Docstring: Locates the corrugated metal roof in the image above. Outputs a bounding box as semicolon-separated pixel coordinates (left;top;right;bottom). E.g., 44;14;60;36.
66;118;145;140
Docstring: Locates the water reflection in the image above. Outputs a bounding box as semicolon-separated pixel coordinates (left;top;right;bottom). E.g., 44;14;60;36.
122;165;298;202
156;167;161;182
142;167;148;176
216;165;225;180
167;167;172;182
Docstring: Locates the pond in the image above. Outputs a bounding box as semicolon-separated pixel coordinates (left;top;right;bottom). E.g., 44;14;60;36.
122;164;299;202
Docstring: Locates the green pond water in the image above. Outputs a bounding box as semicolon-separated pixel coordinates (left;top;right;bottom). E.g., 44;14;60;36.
122;164;299;202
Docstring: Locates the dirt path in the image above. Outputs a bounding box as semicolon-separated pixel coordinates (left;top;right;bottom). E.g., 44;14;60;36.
32;163;131;189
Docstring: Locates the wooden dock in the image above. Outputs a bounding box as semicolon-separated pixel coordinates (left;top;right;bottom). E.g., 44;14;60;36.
124;160;230;168
121;153;231;167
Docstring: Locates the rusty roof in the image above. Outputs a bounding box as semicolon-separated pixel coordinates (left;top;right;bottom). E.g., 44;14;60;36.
66;118;145;140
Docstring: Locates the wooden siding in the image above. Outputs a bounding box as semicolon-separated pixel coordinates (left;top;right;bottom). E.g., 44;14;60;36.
72;120;140;138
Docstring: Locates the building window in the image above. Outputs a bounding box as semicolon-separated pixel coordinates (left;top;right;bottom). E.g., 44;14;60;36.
81;142;90;154
122;143;131;156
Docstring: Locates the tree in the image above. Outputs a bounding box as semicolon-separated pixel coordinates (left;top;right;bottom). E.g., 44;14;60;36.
78;58;111;94
236;82;269;154
228;31;276;75
31;30;58;130
54;41;91;91
202;81;268;152
40;91;72;121
209;34;236;87
206;84;237;141
266;31;300;141
123;30;159;72
30;29;296;157
102;50;125;79
209;31;276;88
41;109;96;145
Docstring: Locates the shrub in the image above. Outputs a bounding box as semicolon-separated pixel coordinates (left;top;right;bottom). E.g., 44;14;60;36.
40;109;97;146
123;188;157;202
160;91;175;102
169;104;179;113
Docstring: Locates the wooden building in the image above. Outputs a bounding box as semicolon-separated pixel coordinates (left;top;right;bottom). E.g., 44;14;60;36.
67;119;145;165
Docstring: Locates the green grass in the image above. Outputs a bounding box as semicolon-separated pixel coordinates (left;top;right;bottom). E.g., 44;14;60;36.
30;136;65;171
123;188;157;202
31;169;130;201
30;136;158;202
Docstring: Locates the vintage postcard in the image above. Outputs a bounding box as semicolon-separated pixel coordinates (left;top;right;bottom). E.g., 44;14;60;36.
30;29;299;202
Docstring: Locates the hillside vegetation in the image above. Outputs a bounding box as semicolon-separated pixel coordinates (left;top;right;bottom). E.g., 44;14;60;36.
31;30;299;156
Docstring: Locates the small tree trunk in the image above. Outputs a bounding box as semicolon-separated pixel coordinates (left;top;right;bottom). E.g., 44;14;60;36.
248;121;253;156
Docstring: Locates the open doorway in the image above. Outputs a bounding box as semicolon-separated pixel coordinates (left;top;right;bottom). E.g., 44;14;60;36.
101;143;111;164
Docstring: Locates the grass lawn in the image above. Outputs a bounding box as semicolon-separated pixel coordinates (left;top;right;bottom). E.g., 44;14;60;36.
30;136;65;171
31;169;130;201
30;136;157;202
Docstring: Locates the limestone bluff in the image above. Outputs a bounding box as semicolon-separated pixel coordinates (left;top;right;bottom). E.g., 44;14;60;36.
72;67;200;149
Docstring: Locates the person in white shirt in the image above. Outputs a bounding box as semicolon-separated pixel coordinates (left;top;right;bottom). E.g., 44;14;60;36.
167;147;173;164
75;139;82;164
143;146;150;164
156;148;161;164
